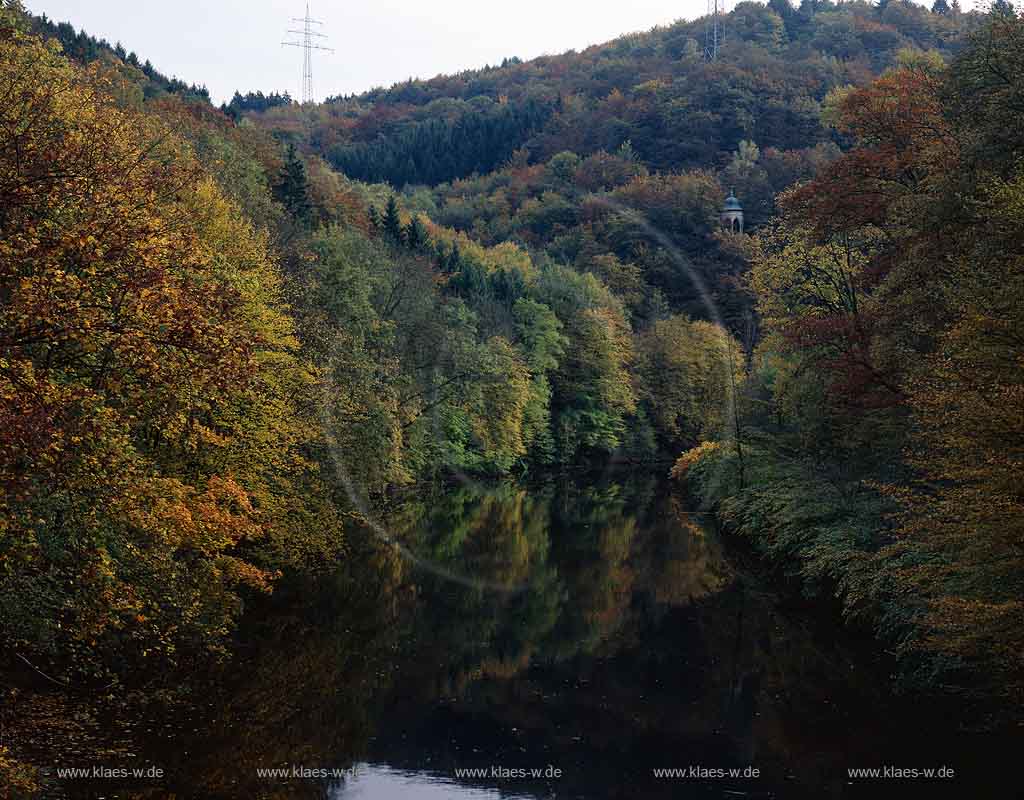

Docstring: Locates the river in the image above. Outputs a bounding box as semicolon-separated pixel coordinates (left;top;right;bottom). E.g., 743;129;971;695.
11;473;1011;799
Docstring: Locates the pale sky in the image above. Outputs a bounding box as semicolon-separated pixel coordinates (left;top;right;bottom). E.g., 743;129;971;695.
26;0;717;105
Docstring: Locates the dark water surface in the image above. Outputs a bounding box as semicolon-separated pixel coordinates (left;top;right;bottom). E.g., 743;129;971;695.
13;475;1013;799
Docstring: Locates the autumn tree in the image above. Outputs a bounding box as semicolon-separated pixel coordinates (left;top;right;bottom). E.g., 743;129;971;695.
637;316;745;448
0;28;338;683
736;17;1024;709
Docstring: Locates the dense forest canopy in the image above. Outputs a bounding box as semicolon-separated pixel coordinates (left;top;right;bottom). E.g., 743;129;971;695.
1;0;1022;790
248;0;980;186
0;0;743;701
241;0;989;356
681;9;1024;713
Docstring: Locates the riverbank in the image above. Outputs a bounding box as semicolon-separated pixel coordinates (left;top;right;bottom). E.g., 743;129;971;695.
675;441;1020;733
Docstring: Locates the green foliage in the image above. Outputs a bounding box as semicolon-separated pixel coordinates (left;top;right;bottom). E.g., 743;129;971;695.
304;206;645;478
0;29;340;685
275;143;313;223
246;0;976;189
327;99;551;187
681;12;1024;718
532;266;637;461
637;316;744;448
409;147;758;337
683;441;894;632
381;194;402;241
7;0;1017;729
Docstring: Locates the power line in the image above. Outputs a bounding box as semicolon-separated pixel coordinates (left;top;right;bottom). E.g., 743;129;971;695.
282;2;334;105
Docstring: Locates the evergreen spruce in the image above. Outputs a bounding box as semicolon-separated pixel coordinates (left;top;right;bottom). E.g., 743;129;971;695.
276;144;312;224
382;195;403;242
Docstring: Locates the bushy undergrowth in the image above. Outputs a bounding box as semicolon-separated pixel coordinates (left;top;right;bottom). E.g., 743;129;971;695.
677;441;987;709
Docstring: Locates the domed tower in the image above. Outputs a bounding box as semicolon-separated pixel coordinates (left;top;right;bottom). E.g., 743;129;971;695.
721;190;744;234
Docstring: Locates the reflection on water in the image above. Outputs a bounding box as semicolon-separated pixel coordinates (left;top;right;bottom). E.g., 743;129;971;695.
17;474;1008;799
331;765;536;800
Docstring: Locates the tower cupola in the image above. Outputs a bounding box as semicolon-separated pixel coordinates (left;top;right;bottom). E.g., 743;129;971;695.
721;190;744;233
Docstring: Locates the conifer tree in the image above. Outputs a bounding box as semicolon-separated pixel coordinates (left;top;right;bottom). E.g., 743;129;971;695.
276;143;312;224
404;216;427;251
447;242;462;273
382;195;403;242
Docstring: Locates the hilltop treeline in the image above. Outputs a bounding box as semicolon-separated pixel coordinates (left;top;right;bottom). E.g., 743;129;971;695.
243;0;986;362
250;0;980;187
24;3;212;101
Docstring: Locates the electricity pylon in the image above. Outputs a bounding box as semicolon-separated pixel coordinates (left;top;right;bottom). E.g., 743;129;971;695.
706;0;726;61
282;2;334;104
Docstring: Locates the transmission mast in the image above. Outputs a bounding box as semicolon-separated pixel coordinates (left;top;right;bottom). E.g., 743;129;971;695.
705;0;726;61
282;2;334;104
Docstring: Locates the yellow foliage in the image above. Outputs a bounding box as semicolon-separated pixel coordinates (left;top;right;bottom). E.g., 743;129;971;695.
0;28;340;676
670;441;722;481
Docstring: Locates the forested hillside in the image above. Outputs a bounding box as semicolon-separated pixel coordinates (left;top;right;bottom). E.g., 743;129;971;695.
241;0;1019;719
251;0;977;186
678;11;1024;717
1;2;1021;790
246;0;984;354
0;0;740;711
